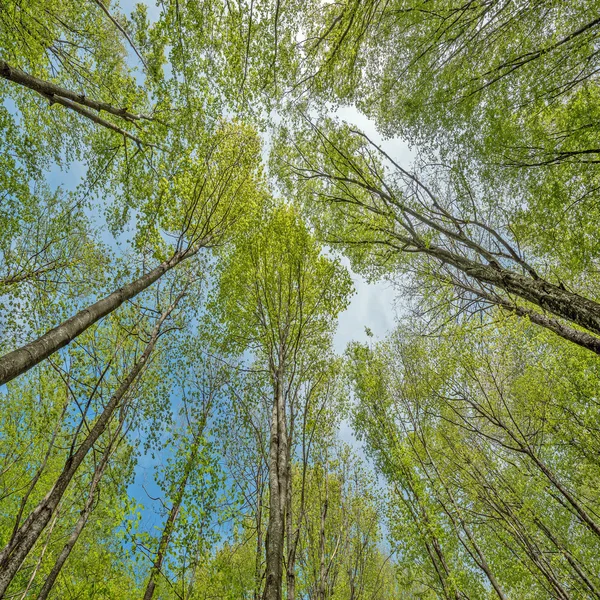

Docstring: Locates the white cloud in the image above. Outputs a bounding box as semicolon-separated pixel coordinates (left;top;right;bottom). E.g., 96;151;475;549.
333;257;397;354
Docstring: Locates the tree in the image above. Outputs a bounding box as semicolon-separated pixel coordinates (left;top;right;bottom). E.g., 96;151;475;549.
0;121;263;386
348;313;600;599
295;0;600;269
211;203;353;600
141;356;225;600
0;281;188;596
275;118;600;355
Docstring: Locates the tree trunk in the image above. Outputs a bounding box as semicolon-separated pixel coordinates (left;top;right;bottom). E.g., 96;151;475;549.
526;448;600;541
18;506;61;600
142;439;201;600
10;396;69;544
318;477;328;600
255;468;265;600
0;60;150;122
448;277;600;355
90;0;148;69
407;411;509;600
535;518;600;599
263;374;288;600
422;243;600;341
0;295;181;598
286;458;296;600
0;248;196;387
36;438;114;600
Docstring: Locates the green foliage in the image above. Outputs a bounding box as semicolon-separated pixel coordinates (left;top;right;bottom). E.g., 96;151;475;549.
1;0;599;598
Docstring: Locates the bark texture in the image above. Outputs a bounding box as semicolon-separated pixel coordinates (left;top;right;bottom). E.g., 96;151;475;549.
263;374;288;600
0;60;150;122
142;436;203;600
425;244;600;338
36;442;113;600
0;248;195;387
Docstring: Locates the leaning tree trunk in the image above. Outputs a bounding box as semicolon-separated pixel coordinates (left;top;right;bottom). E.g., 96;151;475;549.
254;468;265;600
317;469;328;600
0;295;182;598
0;248;197;387
0;60;149;144
410;421;509;600
285;464;297;600
36;435;116;600
421;243;600;347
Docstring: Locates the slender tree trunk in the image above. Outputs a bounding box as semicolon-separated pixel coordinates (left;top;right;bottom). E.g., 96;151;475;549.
10;396;69;543
317;472;328;600
535;518;600;599
499;499;572;600
0;248;197;387
399;473;461;600
285;460;296;600
407;412;509;600
142;439;201;600
264;373;288;600
255;469;265;600
470;464;573;600
525;448;600;540
0;295;181;598
17;506;61;600
36;439;114;600
90;0;148;69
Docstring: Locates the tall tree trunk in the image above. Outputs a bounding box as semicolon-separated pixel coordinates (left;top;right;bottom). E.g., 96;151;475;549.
420;242;600;343
525;448;600;541
142;437;202;600
18;505;61;600
0;60;151;144
0;295;182;598
535;518;600;599
36;436;115;600
446;277;600;356
255;468;265;600
470;463;573;600
406;410;509;600
285;456;296;600
0;248;197;387
317;472;328;600
315;149;600;352
263;373;288;600
10;396;69;543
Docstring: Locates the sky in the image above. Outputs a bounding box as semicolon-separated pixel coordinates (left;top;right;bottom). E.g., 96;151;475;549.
329;106;413;354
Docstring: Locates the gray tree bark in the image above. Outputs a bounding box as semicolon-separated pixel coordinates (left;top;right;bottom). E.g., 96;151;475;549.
36;439;114;600
263;374;288;600
0;248;196;387
142;424;206;600
0;60;151;122
0;295;182;598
